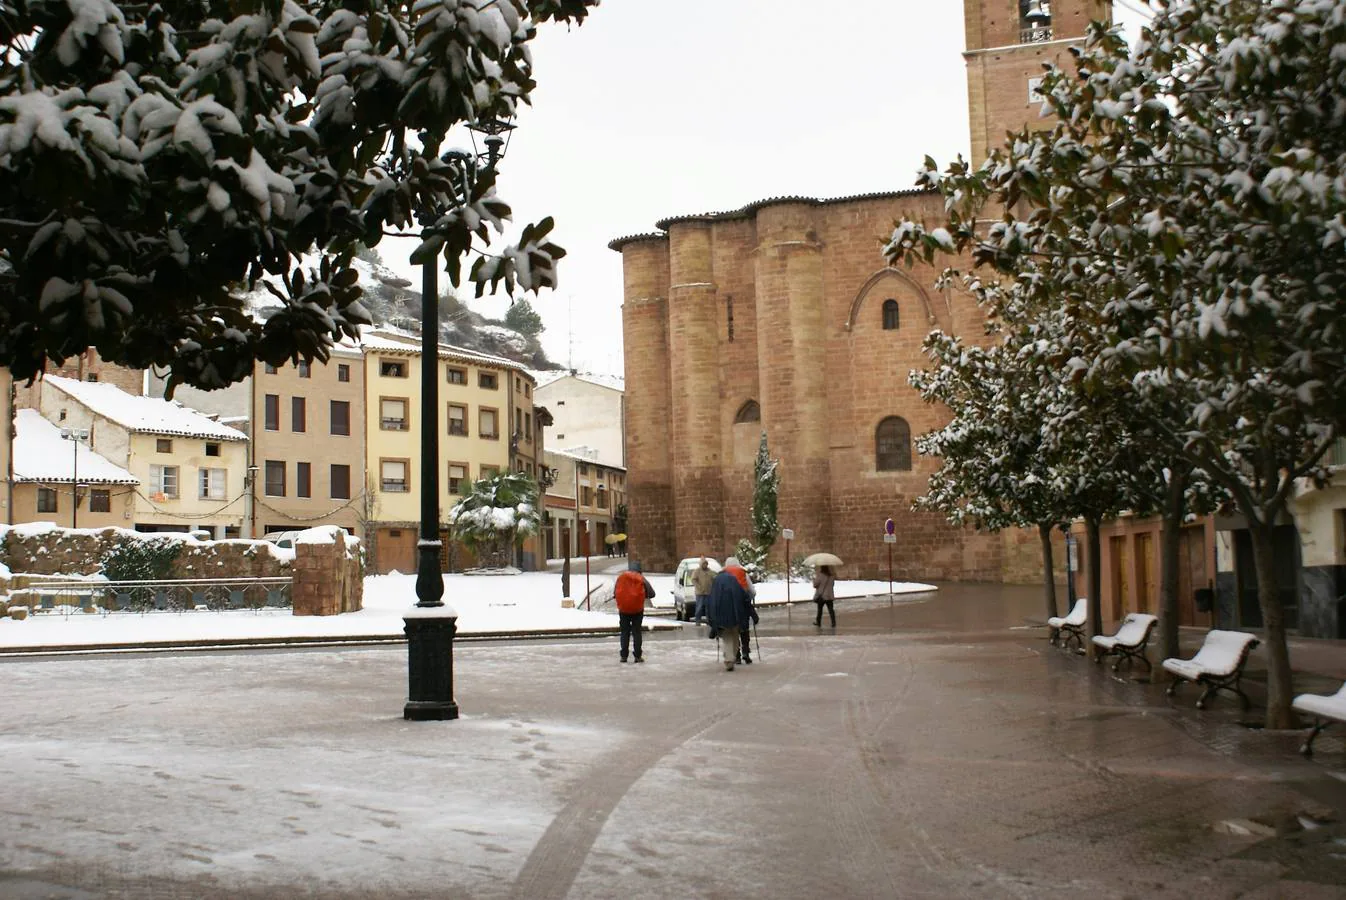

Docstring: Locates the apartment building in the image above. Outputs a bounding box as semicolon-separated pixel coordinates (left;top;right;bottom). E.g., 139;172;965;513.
252;346;367;538
361;329;545;574
35;376;248;536
542;448;627;560
10;409;140;528
534;372;625;467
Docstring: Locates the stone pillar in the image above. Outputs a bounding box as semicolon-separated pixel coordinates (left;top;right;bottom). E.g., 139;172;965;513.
667;222;724;560
619;237;676;572
754;202;830;558
292;529;364;616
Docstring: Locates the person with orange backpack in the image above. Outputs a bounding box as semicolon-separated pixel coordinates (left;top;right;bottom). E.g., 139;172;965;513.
613;560;655;663
723;556;759;664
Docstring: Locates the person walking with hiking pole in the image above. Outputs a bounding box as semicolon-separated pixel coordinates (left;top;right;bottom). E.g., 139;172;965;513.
706;564;754;672
723;556;759;664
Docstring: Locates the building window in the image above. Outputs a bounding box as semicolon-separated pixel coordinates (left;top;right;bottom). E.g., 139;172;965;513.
596;487;608;510
447;403;468;436
578;463;589;475
150;464;180;498
264;363;278;375
89;489;110;513
446;367;467;385
297;462;311;499
480;465;500;479
265;394;280;431
37;487;57;513
380;359;407;378
875;416;913;472
264;460;286;496
199;467;226;500
556;433;565;441
330;464;351;500
524;383;531;398
735;400;761;424
480;407;499;439
381;459;409;492
205;442;220;457
515;408;523;438
581;485;593;507
448;462;467;495
298;360;311;378
156;438;173;453
882;299;899;330
479;372;498;390
292;396;307;433
726;295;735;342
337;363;351;383
525;413;532;441
380;397;409;431
86;373;98;382
330;400;351;436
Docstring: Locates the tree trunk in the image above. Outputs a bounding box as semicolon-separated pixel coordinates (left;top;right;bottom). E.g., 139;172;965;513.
1038;522;1058;620
1247;519;1296;729
1086;517;1104;659
1157;467;1187;672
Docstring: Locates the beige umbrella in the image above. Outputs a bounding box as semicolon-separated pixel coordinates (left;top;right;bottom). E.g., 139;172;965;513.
802;552;843;567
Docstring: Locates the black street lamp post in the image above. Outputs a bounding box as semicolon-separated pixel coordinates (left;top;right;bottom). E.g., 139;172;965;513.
403;118;513;722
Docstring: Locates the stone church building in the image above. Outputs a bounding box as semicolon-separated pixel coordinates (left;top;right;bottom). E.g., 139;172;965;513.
612;1;1111;579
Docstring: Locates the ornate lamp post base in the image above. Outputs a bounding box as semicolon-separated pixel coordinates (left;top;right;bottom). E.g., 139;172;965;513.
404;605;459;721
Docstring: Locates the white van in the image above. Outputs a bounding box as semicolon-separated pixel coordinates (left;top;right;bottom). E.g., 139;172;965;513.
262;530;302;550
671;557;722;621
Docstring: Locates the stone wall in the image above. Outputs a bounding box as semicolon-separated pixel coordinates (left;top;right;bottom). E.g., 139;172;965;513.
0;524;291;579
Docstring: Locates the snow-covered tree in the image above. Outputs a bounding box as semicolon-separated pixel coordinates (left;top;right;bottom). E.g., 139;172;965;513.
448;471;541;570
911;332;1069;619
0;0;595;393
751;431;779;556
886;0;1346;724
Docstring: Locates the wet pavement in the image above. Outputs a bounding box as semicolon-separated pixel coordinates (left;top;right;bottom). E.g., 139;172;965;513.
2;582;1345;899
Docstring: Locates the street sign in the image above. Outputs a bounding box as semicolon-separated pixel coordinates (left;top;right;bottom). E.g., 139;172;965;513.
883;534;897;544
782;528;794;541
885;518;895;536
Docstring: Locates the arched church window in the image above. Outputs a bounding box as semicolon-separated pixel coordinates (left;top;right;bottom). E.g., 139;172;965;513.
882;299;899;331
735;400;761;424
875;416;912;471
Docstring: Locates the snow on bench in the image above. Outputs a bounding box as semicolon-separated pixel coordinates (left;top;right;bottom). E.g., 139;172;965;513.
1293;683;1346;758
1162;630;1260;710
1047;598;1087;650
1091;613;1158;673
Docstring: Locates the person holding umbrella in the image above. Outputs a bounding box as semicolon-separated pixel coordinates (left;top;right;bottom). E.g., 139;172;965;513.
805;553;842;628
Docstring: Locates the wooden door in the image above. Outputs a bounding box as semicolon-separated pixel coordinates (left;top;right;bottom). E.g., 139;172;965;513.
1177;524;1208;625
1135;533;1156;614
1111;535;1131;616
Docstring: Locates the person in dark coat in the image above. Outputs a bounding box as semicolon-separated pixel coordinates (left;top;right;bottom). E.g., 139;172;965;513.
706;568;757;671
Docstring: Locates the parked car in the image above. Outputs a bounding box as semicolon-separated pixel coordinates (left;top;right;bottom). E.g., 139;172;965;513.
671;557;721;621
261;530;302;550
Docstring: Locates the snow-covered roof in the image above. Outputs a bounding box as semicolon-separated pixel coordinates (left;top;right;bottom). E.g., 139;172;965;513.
12;410;139;485
359;328;532;376
546;446;627;472
44;376;248;441
532;371;624;393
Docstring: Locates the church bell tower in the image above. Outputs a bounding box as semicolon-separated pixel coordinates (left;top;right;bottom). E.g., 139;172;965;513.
963;1;1113;165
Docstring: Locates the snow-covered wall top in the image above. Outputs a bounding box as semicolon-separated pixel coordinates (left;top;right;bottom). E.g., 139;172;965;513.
45;376;247;441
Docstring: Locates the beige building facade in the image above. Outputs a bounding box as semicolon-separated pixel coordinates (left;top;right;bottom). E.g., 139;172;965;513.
252;347;367;539
542;448;627;560
360;330;545;574
534;373;625;467
35;377;248;536
10;408;140;529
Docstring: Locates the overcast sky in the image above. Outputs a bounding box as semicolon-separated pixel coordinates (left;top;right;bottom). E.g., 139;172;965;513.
377;1;1148;376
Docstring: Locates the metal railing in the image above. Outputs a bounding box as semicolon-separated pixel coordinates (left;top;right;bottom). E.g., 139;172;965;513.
1020;26;1053;44
1331;436;1346;468
14;577;292;614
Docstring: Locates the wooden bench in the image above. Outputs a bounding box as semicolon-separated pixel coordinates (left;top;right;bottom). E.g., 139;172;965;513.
1047;598;1087;651
1161;630;1260;709
1091;613;1158;673
1293;683;1346;758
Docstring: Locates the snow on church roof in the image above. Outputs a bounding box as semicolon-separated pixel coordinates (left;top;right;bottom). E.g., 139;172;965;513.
44;376;247;441
13;410;139;484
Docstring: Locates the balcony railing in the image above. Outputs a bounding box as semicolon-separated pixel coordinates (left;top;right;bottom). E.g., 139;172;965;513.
1331;436;1346;467
381;417;407;430
1020;26;1053;44
382;479;408;492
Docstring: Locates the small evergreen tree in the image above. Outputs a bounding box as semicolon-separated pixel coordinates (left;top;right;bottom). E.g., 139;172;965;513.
736;432;780;581
504;298;545;336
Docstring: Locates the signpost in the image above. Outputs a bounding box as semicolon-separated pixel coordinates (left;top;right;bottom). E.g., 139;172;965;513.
884;518;897;607
584;519;592;611
782;528;794;622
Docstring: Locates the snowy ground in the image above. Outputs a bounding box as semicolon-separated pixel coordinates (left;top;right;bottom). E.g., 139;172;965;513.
0;568;936;650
